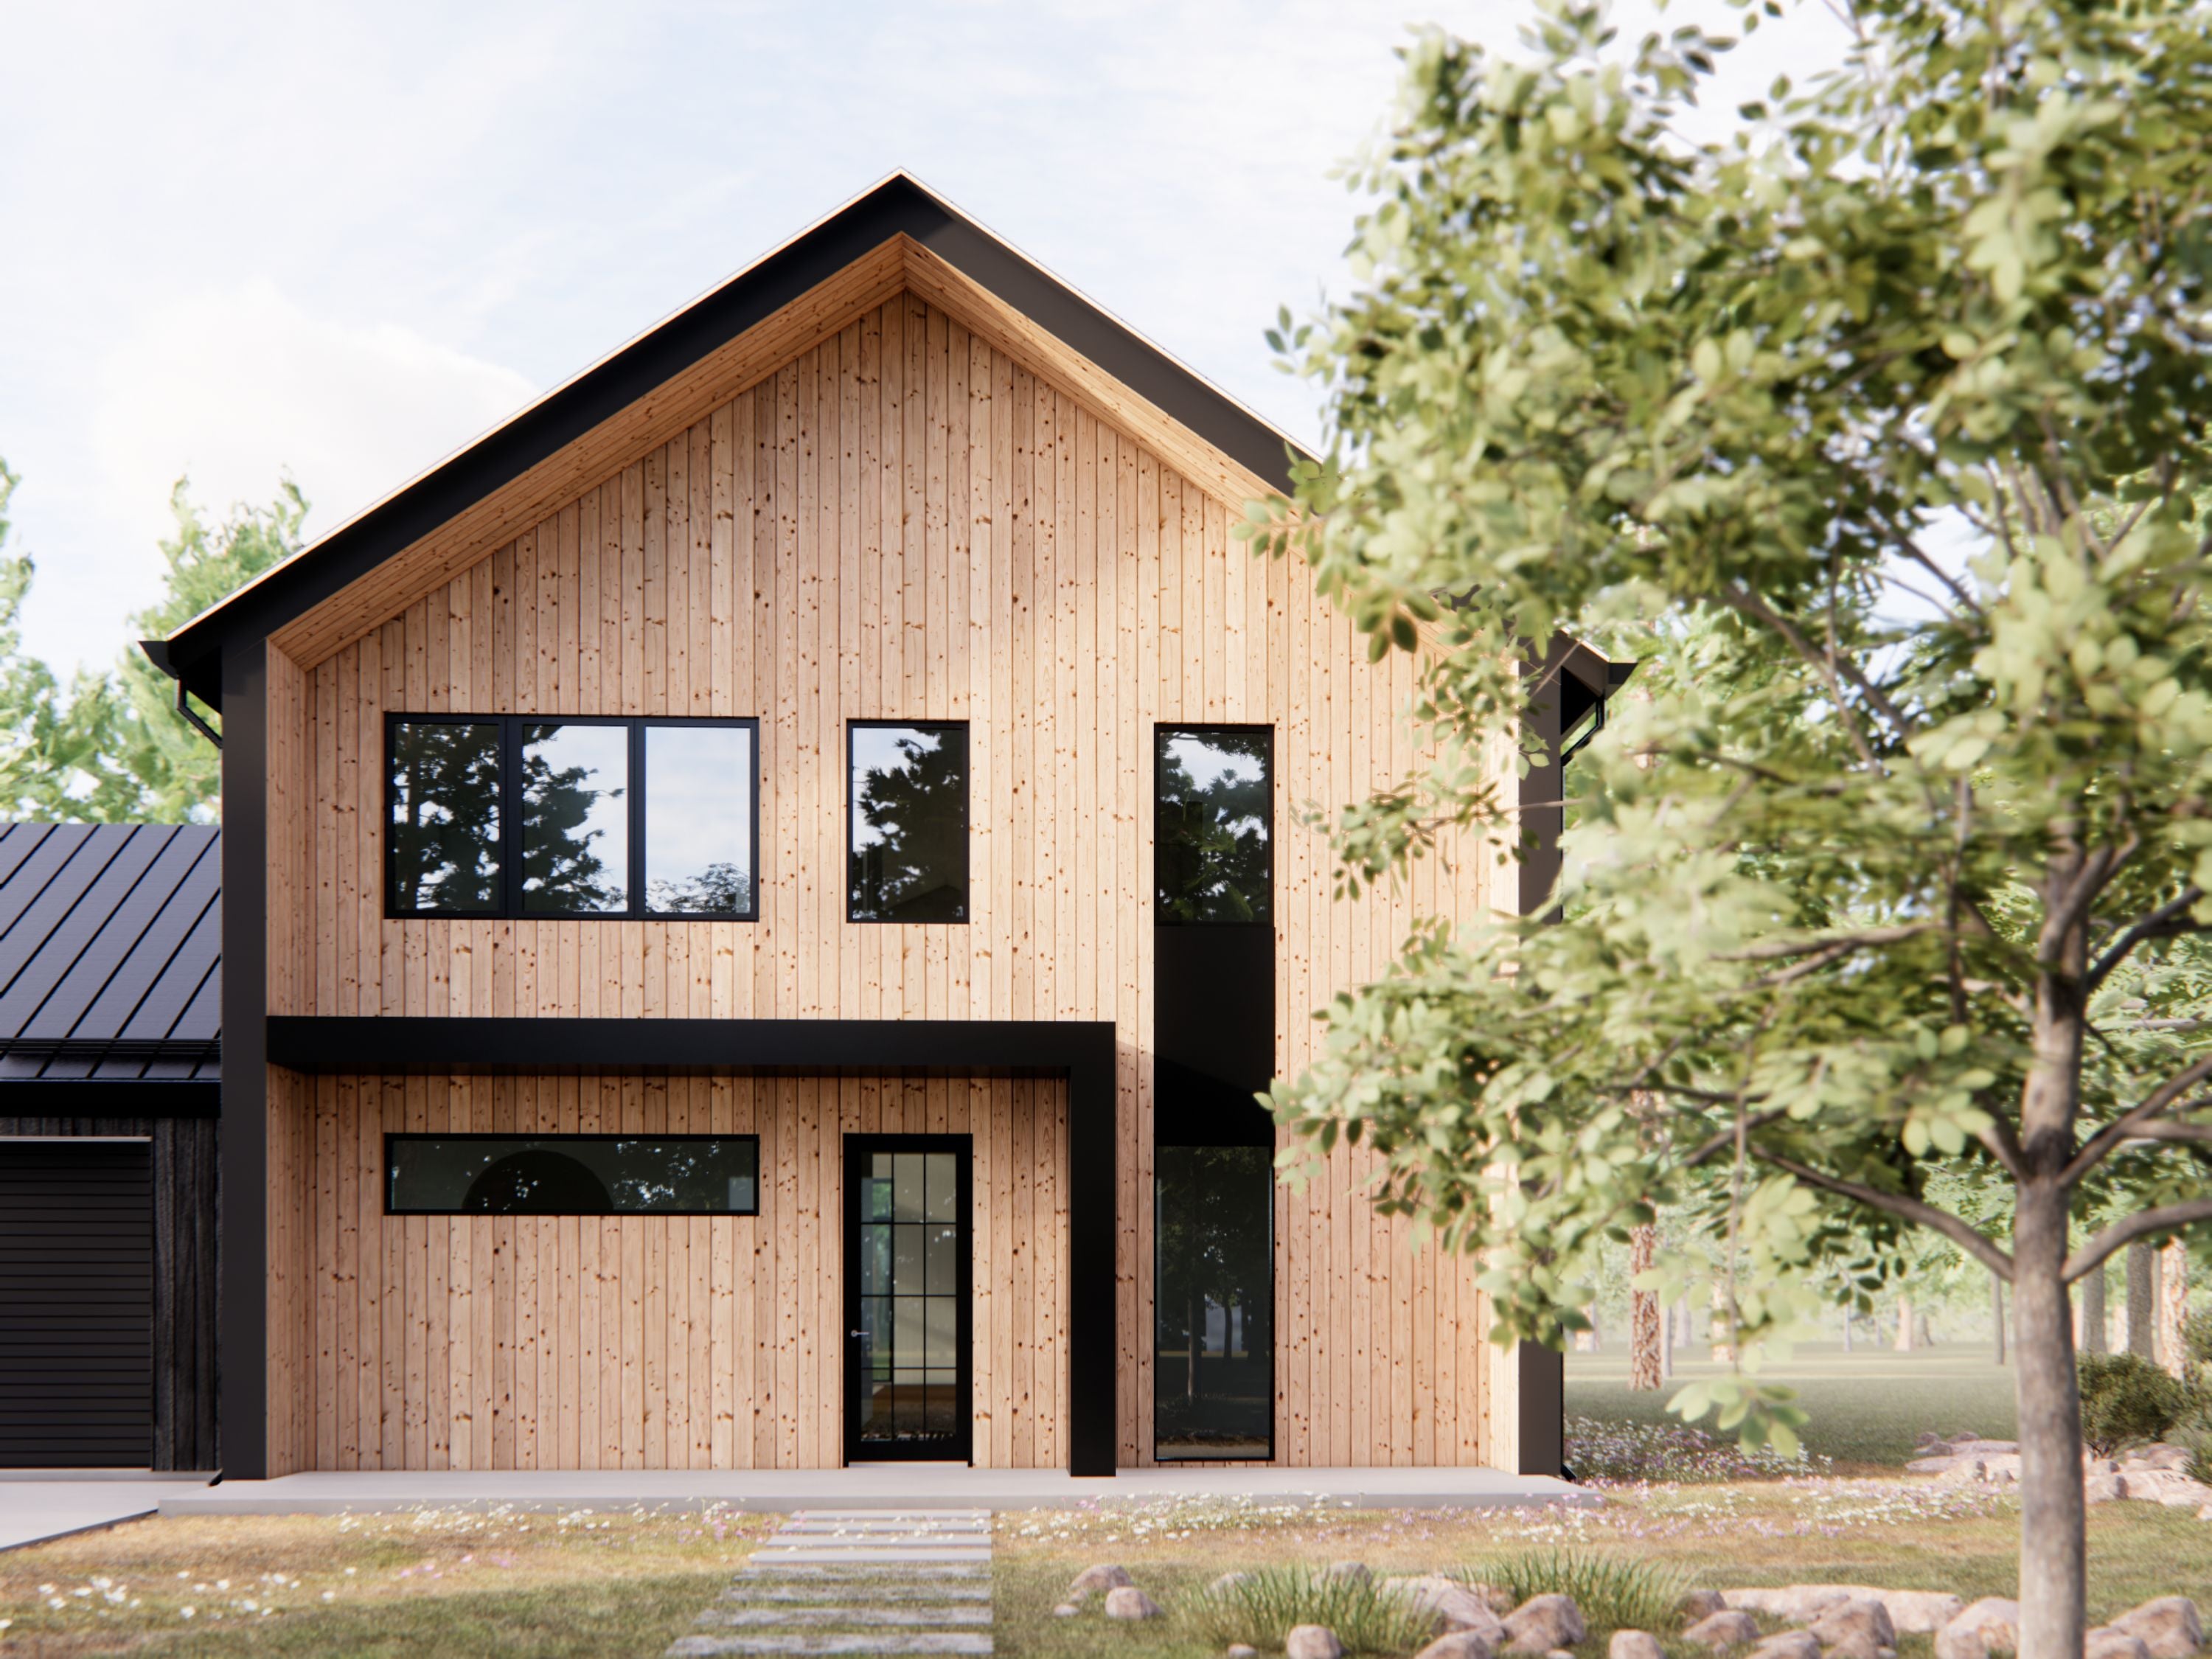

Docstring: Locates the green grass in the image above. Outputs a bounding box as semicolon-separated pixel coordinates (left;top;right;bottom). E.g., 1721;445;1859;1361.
1565;1340;2020;1469
1467;1549;1691;1638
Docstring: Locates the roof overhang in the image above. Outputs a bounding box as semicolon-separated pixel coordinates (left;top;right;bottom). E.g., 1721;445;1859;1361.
145;173;1309;708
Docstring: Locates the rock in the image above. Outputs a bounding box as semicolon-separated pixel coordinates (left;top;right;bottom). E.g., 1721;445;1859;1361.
2200;1503;2212;1522
1416;1636;1498;1659
1612;1632;1665;1659
1750;1635;1821;1659
1935;1597;2020;1659
1287;1626;1346;1659
1210;1572;1251;1597
1723;1587;1962;1636
1227;1648;1259;1659
1681;1590;1730;1623
1824;1633;1885;1659
1503;1594;1587;1653
1326;1561;1373;1585
1387;1576;1507;1638
2124;1473;2212;1509
2110;1598;2204;1659
1052;1603;1079;1618
2088;1633;2153;1659
1809;1599;1896;1650
1685;1611;1762;1649
2087;1473;2128;1504
1069;1564;1133;1599
1103;1587;1162;1621
2121;1444;2195;1472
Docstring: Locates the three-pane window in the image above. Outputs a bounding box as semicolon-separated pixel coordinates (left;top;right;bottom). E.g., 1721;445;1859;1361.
386;715;759;919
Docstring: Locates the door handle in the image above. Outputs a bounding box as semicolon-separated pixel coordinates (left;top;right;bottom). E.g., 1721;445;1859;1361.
849;1329;866;1340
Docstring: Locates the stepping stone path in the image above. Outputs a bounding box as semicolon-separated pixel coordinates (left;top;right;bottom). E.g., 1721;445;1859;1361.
667;1509;994;1657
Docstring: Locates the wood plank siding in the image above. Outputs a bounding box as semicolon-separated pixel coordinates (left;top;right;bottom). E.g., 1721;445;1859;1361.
262;291;1515;1472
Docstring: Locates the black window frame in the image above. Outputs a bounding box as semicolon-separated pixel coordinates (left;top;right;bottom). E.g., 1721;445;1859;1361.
383;712;762;922
846;720;971;925
1153;723;1274;928
383;1131;763;1217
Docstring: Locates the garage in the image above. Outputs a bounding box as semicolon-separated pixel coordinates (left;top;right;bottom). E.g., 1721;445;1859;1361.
0;1137;155;1467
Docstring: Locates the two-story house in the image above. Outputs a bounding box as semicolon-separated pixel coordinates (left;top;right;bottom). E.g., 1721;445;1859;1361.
4;176;1622;1480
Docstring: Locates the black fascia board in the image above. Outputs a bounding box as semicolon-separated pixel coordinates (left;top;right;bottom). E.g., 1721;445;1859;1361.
0;1079;220;1116
148;175;1304;711
267;1013;1121;1478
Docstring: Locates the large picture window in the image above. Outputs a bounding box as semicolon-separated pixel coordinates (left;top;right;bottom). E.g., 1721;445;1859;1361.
1155;727;1272;925
1153;1144;1273;1459
386;714;758;920
386;1134;759;1215
849;723;969;923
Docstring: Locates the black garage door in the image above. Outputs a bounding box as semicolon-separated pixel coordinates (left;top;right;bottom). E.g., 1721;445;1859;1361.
0;1138;154;1467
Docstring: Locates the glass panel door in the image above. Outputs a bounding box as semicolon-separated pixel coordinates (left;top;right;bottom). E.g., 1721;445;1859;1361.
844;1135;971;1461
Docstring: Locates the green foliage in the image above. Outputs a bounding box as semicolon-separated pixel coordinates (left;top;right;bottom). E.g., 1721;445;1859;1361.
1462;1550;1690;1635
1183;1565;1439;1655
2077;1354;2188;1455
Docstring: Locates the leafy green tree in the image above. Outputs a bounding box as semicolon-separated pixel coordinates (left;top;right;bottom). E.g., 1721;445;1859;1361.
1253;4;2212;1650
116;478;307;819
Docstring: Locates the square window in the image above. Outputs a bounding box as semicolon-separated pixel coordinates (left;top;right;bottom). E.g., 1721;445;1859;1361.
849;723;969;922
388;720;502;914
1155;727;1273;925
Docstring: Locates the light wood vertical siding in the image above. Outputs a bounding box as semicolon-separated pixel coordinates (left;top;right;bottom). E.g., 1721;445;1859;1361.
267;291;1514;1470
280;1071;1063;1471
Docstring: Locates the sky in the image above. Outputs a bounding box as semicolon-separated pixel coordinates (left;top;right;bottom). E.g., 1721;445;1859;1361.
0;0;1851;680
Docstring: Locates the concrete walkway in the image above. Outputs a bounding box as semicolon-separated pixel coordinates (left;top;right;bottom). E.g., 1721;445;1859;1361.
159;1464;1580;1517
0;1477;211;1554
669;1511;994;1656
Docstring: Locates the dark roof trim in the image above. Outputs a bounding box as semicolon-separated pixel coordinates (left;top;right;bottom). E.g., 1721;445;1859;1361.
150;174;1304;710
0;1079;220;1117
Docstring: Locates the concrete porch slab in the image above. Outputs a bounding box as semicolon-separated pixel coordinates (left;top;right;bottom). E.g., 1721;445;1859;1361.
0;1478;212;1553
158;1466;1582;1517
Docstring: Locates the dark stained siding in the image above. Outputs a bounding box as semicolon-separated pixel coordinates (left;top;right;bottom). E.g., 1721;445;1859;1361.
0;1117;220;1470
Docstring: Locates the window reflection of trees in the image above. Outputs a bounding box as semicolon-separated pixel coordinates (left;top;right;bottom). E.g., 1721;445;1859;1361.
647;863;754;917
1156;731;1271;924
394;1137;757;1214
1154;1144;1273;1457
521;724;626;912
389;722;502;911
850;727;968;922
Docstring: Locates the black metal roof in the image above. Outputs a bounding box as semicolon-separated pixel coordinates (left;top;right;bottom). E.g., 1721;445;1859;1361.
145;173;1306;710
0;823;220;1088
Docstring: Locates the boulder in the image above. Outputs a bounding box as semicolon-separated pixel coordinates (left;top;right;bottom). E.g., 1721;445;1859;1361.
2121;1445;2196;1472
1103;1587;1162;1621
1685;1611;1762;1649
1935;1598;2020;1659
1809;1599;1897;1650
1503;1594;1587;1653
1681;1590;1730;1624
2087;1473;2128;1505
1723;1587;1961;1635
2087;1633;2153;1659
1051;1603;1079;1618
1326;1561;1373;1585
1228;1648;1259;1659
1386;1576;1508;1639
2110;1598;2204;1659
1416;1635;1499;1659
1287;1626;1346;1659
1823;1634;1885;1659
1750;1635;1821;1659
1068;1564;1133;1599
1611;1632;1664;1659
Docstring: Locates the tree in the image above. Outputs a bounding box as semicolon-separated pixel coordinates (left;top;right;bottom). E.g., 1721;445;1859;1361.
115;479;307;819
1253;5;2212;1654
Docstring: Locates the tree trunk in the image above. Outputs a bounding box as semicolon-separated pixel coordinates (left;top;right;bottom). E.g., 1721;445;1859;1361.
1629;1225;1662;1391
2156;1237;2189;1379
1710;1281;1734;1363
2126;1242;2157;1358
2013;1183;2087;1659
1660;1293;1674;1380
1895;1291;1916;1352
1993;1273;2006;1366
2080;1266;2106;1354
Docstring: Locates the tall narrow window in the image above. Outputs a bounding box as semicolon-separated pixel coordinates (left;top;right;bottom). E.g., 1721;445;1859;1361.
1155;727;1272;924
521;722;629;913
849;723;969;922
1154;1144;1273;1459
645;723;757;917
388;720;502;913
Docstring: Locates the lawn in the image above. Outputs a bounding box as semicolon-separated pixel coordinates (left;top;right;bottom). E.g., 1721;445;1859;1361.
1565;1341;2020;1470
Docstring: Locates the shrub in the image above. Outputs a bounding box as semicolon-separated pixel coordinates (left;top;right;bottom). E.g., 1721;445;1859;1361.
1463;1549;1691;1635
2078;1353;2186;1455
1184;1565;1440;1656
1562;1415;1831;1484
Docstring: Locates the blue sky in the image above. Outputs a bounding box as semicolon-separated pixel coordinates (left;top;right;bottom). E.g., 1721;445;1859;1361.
0;0;1846;678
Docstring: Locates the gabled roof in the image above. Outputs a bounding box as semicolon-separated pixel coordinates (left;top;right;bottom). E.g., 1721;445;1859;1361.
146;173;1307;707
0;823;220;1088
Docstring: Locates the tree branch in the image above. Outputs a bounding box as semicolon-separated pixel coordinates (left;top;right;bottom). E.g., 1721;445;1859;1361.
2062;1051;2212;1186
1720;922;1941;963
2087;886;2207;991
1717;580;1921;744
1753;1150;2016;1279
1678;1108;1791;1169
2065;1194;2212;1282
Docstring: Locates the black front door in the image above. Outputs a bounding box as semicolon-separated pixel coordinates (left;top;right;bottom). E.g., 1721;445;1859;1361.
844;1135;973;1463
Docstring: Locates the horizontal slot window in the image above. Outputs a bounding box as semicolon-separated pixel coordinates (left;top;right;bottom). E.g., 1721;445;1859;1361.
386;1135;760;1216
386;714;758;920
